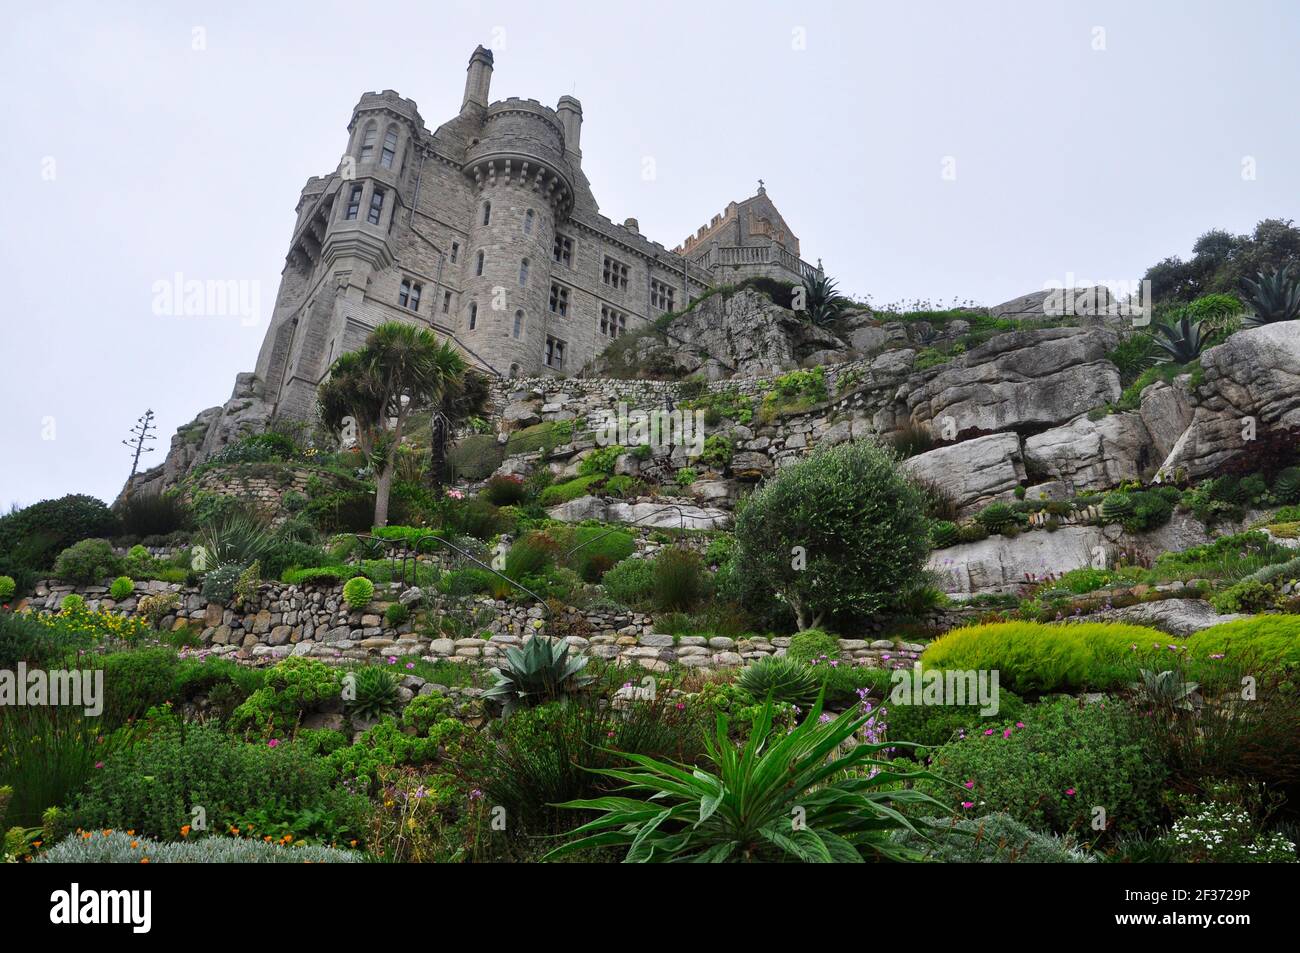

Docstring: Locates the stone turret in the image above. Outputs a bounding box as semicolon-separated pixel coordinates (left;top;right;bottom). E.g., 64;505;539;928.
462;45;494;114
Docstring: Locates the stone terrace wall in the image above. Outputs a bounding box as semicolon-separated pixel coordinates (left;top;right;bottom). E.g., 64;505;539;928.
23;578;928;674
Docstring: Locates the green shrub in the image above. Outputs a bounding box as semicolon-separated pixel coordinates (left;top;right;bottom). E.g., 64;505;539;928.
930;521;960;549
699;434;733;469
230;657;342;734
384;602;409;626
675;467;698;487
0;576;15;602
72;718;358;842
1210;578;1280;614
975;502;1018;534
0;611;90;667
786;628;841;664
59;594;85;613
342;576;375;609
109;576;135;601
920;697;1168;837
119;492;191;537
0;494;120;582
891;813;1095;863
53;539;123;585
505;532;558;581
565;526;634;582
483;474;528;506
652;547;705;612
96;648;183;726
438;567;495;596
282;565;359;586
922;618;1300;694
401;692;455;735
137;591;180;628
732;440;930;629
538;475;601;507
599;557;655;607
578;445;623;477
888;689;1027;748
201;562;243;604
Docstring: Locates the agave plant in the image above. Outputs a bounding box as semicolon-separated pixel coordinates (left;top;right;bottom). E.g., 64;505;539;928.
1151;312;1205;364
737;656;820;708
347;665;401;720
546;695;952;863
800;273;846;327
483;633;594;717
1240;266;1300;327
1130;669;1200;713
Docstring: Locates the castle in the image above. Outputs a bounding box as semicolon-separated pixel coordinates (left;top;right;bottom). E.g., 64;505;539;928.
255;46;821;419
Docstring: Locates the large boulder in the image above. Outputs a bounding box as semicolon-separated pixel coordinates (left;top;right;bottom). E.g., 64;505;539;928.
1096;599;1248;636
1157;322;1300;480
587;288;849;380
546;497;729;530
1023;412;1156;494
929;526;1105;596
902;432;1025;511
900;327;1121;436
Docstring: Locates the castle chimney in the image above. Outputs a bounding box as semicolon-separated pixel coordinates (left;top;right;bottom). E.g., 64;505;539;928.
557;95;583;156
462;45;494;113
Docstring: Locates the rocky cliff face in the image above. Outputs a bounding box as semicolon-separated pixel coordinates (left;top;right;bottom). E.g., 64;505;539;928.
121;372;274;500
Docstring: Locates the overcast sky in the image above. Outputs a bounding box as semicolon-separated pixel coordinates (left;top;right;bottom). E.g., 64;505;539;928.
2;0;1297;509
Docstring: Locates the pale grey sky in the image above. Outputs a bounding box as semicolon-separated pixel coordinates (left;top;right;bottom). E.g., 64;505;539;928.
2;0;1297;508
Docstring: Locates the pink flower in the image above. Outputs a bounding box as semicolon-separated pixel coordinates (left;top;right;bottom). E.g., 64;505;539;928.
94;761;104;769
1015;721;1025;729
963;780;974;789
1002;728;1012;739
267;739;279;749
961;801;974;810
406;662;415;669
984;728;994;736
1065;787;1076;797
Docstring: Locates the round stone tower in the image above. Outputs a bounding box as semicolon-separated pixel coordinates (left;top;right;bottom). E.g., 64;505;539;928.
460;97;575;376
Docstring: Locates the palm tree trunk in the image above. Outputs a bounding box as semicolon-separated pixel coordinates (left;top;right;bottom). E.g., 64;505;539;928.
374;464;395;527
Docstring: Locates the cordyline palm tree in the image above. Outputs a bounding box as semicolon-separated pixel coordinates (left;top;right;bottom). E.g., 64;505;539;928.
318;322;467;526
1151;312;1205;365
800;273;846;327
1240;265;1300;326
429;368;490;489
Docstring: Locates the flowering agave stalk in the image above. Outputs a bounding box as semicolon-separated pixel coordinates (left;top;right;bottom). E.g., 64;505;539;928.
482;634;594;718
546;694;954;863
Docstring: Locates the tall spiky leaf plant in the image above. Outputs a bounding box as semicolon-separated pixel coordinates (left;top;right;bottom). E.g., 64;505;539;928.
546;694;954;863
1240;266;1300;327
1151;312;1204;365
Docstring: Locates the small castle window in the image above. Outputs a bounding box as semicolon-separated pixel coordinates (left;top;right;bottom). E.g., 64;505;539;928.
519;258;530;286
475;251;485;277
599;305;627;338
442;290;452;313
450;242;460;264
344;185;363;221
513;310;524;339
399;279;422;312
380;128;399;169
367;188;385;225
650;279;675;312
548;283;569;317
468;302;477;330
602;255;629;291
553;234;572;267
482;201;492;226
523;209;535;235
359;122;378;162
545;336;566;370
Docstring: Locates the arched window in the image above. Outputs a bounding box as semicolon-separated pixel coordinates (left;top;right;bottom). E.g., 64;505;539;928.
475;251;485;277
380;127;399;169
359;121;378;162
513;310;524;339
468;302;477;330
523;209;535;235
518;258;529;286
482;201;492;226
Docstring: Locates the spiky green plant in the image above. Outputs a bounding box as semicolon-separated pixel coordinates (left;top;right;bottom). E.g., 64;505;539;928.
1274;467;1300;504
737;656;820;708
1130;669;1199;713
1151;313;1205;364
800;273;847;327
483;634;594;718
546;695;952;863
930;520;960;549
1100;492;1135;526
346;665;401;720
1240;266;1300;326
975;501;1018;534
